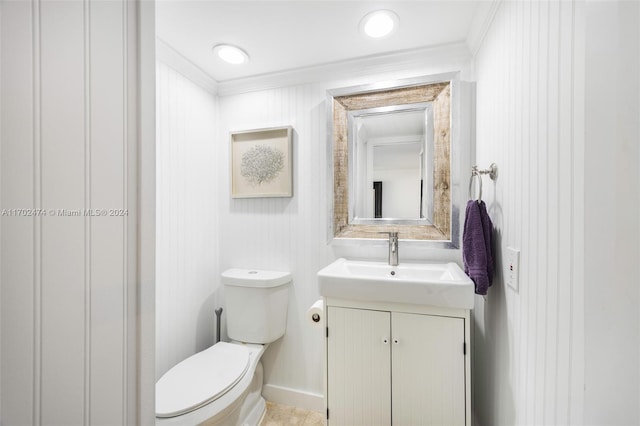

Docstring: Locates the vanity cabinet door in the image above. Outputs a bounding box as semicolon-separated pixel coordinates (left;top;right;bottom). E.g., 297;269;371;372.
391;312;466;426
327;307;391;426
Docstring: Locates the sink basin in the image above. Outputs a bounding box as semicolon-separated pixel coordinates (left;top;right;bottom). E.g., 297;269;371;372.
317;258;474;309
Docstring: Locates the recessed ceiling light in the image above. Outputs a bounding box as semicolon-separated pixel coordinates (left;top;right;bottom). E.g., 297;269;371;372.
360;10;399;39
212;44;249;64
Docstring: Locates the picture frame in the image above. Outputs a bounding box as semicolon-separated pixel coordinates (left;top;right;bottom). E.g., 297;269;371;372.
230;126;293;198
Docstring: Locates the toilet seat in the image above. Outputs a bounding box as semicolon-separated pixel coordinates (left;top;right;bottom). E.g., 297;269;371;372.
156;342;250;418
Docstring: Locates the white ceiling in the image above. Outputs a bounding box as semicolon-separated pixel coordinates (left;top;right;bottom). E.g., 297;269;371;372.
156;1;485;82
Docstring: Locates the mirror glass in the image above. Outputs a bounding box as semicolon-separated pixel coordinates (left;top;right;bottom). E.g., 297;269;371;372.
328;74;459;244
350;104;433;222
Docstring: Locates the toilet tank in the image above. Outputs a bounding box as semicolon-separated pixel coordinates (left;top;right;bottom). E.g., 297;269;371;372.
222;268;291;344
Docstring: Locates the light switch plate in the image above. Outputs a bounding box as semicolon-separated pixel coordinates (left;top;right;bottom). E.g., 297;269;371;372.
506;247;520;291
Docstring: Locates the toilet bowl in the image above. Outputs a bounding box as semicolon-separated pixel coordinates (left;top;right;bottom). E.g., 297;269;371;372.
156;269;291;425
156;342;267;425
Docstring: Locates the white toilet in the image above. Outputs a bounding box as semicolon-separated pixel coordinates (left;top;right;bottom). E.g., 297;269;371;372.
156;268;291;425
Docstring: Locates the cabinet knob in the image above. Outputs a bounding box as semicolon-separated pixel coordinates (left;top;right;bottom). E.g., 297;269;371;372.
393;339;400;345
382;338;389;344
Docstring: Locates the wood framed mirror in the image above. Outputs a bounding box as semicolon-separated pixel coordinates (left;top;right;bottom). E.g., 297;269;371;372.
328;73;460;245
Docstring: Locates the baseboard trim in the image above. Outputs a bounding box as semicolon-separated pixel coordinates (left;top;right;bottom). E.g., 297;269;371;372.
262;384;324;413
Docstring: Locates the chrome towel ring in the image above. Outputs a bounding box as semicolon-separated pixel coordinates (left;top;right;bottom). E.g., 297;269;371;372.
469;163;498;201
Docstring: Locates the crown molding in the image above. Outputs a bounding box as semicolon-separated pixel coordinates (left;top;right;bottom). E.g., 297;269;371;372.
155;39;472;97
466;0;503;57
156;37;218;95
216;42;472;97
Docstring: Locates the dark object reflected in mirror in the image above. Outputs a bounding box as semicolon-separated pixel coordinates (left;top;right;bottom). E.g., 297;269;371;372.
373;181;382;218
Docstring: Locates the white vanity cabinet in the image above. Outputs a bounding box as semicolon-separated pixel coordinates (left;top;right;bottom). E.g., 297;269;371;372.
324;299;471;426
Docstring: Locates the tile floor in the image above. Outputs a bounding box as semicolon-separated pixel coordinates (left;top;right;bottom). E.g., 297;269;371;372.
260;401;325;426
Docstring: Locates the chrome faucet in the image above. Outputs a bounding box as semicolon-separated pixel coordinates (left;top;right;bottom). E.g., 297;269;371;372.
380;232;399;266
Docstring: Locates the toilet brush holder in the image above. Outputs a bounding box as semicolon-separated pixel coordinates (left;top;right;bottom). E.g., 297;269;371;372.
215;307;223;343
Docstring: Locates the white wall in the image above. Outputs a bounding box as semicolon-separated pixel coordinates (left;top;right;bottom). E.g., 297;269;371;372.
217;85;329;405
155;61;219;380
0;1;145;424
372;168;422;218
473;1;585;424
583;1;640;424
474;0;640;425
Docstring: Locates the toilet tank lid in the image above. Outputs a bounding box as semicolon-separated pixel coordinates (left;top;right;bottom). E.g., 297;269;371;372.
222;268;291;288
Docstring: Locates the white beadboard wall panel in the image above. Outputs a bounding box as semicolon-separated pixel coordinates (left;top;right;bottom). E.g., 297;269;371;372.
137;1;157;421
216;53;471;397
472;1;585;425
40;2;87;422
155;61;219;380
583;1;640;424
569;3;586;421
0;1;36;424
89;1;128;424
0;1;141;424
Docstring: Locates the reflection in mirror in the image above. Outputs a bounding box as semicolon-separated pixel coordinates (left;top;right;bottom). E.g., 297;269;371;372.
328;74;459;244
350;104;433;222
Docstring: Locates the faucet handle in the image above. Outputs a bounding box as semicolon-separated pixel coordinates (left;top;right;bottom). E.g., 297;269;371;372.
379;232;399;266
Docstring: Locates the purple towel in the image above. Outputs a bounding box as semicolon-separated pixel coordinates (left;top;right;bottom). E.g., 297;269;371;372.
463;199;494;295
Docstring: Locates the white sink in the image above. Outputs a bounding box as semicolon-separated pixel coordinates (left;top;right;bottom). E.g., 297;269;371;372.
317;258;474;309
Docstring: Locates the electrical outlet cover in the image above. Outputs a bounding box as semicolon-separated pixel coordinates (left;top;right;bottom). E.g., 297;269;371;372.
506;247;520;291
